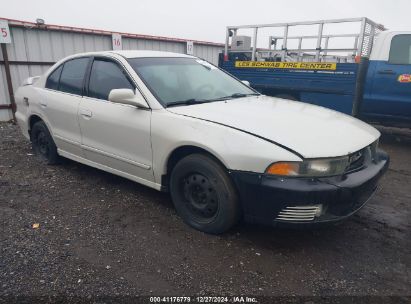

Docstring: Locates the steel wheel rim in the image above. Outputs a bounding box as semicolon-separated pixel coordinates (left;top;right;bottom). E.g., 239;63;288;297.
181;173;219;221
36;131;50;158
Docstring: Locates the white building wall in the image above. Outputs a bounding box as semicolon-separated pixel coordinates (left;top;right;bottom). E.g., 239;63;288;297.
0;21;224;121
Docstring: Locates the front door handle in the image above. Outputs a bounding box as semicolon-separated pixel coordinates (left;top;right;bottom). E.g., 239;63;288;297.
39;100;47;107
377;69;396;75
80;109;92;118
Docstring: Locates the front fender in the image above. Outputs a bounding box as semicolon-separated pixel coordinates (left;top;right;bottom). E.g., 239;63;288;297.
151;110;302;184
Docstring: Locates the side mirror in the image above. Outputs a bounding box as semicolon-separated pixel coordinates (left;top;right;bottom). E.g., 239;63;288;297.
108;89;149;109
23;76;40;86
241;80;250;87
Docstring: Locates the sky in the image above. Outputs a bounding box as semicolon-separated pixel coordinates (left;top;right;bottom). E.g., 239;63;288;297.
2;0;410;44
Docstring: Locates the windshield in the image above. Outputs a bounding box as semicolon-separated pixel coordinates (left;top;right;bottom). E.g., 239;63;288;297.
127;57;258;107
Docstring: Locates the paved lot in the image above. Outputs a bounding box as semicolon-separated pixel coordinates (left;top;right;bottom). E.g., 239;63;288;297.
0;122;410;300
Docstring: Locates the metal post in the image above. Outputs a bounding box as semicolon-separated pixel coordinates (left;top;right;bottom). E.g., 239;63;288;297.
357;18;367;57
1;43;16;123
367;24;375;57
281;25;288;61
315;23;324;61
352;57;369;116
252;27;258;61
297;37;302;61
268;36;272;59
224;27;230;61
323;37;330;57
353;36;359;57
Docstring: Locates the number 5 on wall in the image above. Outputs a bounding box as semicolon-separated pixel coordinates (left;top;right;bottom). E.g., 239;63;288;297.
0;20;12;44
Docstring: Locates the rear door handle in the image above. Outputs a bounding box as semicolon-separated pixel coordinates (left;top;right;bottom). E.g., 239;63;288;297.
80;109;92;118
377;69;396;75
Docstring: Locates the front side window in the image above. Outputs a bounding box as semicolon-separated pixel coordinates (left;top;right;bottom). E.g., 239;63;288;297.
389;34;411;65
59;57;89;95
45;65;63;90
127;57;257;106
88;59;134;100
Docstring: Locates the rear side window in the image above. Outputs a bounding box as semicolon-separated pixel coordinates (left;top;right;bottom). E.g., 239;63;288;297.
88;59;134;100
59;57;89;95
45;65;63;90
389;34;411;65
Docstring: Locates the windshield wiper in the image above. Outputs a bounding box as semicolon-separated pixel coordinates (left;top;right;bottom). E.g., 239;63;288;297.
214;93;260;100
230;93;260;98
166;98;207;108
166;93;260;107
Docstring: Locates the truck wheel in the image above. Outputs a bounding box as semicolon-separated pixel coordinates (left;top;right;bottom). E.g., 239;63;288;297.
275;94;298;101
170;154;241;234
31;121;60;165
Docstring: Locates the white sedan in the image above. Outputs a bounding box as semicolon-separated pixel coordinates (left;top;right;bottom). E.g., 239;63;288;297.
15;51;389;234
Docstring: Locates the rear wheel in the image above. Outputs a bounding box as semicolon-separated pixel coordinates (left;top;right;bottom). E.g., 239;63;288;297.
31;121;59;165
170;154;241;234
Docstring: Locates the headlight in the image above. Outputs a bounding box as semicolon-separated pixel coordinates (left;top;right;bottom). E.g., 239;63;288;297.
265;156;349;177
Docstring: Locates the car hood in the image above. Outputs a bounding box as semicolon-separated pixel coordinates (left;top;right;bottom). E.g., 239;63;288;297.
166;95;380;158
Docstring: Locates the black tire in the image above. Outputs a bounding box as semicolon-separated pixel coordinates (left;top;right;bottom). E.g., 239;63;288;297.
31;121;60;165
170;154;241;234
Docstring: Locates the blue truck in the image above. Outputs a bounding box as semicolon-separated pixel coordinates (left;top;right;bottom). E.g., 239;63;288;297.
218;18;411;127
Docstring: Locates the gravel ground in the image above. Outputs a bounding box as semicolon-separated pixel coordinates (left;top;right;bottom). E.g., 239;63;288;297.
0;122;410;301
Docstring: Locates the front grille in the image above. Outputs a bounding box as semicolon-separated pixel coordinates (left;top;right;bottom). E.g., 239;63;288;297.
275;205;322;222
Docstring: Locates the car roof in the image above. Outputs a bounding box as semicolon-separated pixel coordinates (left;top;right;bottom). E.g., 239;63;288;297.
69;50;196;59
111;50;195;58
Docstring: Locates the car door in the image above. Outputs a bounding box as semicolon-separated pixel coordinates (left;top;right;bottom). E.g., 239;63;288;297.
364;34;411;121
43;57;91;156
78;57;154;183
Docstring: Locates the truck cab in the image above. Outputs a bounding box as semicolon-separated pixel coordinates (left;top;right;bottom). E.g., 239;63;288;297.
363;31;411;126
218;18;411;128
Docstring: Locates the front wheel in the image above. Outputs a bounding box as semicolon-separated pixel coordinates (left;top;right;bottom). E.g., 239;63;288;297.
170;154;241;234
31;121;60;165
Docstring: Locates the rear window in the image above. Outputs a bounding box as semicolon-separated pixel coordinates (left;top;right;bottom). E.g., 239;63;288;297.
58;57;89;95
389;34;411;65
